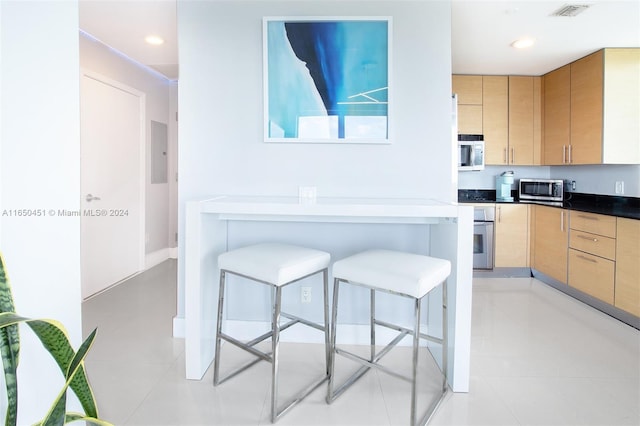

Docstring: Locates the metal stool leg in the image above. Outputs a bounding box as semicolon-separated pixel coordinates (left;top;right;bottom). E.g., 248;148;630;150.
323;269;330;376
213;270;226;386
271;285;282;423
370;288;376;362
410;296;421;426
327;277;340;403
442;279;448;393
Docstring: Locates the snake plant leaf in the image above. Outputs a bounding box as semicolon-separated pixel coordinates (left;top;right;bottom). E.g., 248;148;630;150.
38;328;97;426
0;255;20;426
0;313;102;424
64;413;113;425
25;320;99;419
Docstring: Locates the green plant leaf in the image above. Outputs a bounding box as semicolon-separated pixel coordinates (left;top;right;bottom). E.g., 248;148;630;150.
38;328;97;426
25;320;99;418
63;413;113;425
0;255;20;426
0;314;102;424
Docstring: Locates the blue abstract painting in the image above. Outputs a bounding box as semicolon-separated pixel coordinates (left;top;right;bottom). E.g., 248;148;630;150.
264;18;390;142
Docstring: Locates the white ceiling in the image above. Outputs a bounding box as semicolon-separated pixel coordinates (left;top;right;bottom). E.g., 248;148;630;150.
79;0;640;81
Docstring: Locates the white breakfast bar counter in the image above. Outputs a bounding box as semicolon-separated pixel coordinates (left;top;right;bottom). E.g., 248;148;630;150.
184;196;474;392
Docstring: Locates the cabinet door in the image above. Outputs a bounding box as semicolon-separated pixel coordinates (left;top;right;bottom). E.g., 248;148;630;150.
457;105;483;134
452;75;482;105
543;65;570;165
568;249;615;304
483;76;509;165
495;204;529;267
532;205;568;283
571;50;604;164
615;218;640;316
509;76;535;165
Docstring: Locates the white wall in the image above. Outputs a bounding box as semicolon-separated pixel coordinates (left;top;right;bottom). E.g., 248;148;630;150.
0;1;83;421
551;164;640;197
177;0;453;321
79;33;176;262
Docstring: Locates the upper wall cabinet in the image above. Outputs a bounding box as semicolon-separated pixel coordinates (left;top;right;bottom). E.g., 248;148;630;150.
543;65;571;165
482;76;509;165
508;76;542;165
452;75;483;134
543;48;640;165
453;75;541;165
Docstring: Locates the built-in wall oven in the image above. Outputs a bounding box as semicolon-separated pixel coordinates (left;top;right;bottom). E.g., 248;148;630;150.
473;206;494;269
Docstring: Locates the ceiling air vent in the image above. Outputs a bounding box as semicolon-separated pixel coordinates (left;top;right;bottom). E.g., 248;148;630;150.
550;4;592;17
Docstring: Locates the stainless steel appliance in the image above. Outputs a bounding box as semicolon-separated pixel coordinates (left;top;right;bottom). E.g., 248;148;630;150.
458;135;485;171
519;178;564;203
473;206;494;269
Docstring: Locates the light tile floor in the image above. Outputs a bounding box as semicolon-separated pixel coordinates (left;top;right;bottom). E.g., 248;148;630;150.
82;260;640;425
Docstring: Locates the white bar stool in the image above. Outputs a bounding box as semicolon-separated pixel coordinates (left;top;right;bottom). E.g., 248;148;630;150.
327;249;451;426
213;243;331;423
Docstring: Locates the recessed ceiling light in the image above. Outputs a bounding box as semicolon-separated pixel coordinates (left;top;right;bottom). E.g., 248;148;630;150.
145;35;164;46
511;38;536;49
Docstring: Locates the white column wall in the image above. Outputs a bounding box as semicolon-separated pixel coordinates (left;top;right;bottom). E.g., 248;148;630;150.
0;1;82;421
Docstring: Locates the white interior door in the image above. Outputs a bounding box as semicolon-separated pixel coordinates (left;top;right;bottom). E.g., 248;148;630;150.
81;72;145;299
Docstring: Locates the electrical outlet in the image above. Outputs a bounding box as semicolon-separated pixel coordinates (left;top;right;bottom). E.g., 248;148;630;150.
298;186;317;200
615;181;624;195
301;286;312;304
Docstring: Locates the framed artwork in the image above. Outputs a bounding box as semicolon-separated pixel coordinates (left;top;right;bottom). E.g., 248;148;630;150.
263;17;391;143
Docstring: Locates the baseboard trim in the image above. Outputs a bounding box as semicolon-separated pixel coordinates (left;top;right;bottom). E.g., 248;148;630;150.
169;246;178;259
173;316;185;339
146;248;171;270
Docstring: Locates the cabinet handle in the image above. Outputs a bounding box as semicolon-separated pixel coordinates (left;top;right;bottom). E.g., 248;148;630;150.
568;144;573;164
577;234;598;242
577;254;597;264
497;206;502;222
504;148;508;164
577;214;598;221
511;147;515;164
562;145;566;164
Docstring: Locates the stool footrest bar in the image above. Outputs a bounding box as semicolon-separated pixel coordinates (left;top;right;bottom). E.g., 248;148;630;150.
336;348;412;382
218;332;272;362
215;353;271;386
281;312;325;332
327;364;371;403
274;375;329;421
375;319;444;345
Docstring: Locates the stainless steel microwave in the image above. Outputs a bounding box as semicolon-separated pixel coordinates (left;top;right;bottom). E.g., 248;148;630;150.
519;179;564;202
458;135;485;171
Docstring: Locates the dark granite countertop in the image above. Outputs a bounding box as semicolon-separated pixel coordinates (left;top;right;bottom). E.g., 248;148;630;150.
458;190;640;220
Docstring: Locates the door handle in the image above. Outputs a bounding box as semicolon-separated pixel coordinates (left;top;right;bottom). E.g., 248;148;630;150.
86;194;101;202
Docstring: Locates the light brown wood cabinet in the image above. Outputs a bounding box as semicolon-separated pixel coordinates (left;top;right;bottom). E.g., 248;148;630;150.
615;218;640;317
568;211;617;304
452;75;483;134
453;74;540;165
482;76;508;165
508;76;542;165
570;50;604;164
543;48;640;165
532;205;568;284
542;65;571;165
494;204;529;267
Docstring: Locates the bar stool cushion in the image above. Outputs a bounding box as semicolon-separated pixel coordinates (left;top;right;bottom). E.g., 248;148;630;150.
332;249;451;299
218;243;331;286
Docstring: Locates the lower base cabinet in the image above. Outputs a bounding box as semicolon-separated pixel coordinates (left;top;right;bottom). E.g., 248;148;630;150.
568;249;615;304
615;218;640;317
495;204;529;267
532;205;568;283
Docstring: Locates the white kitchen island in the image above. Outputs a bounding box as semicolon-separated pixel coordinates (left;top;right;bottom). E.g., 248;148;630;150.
184;196;474;392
